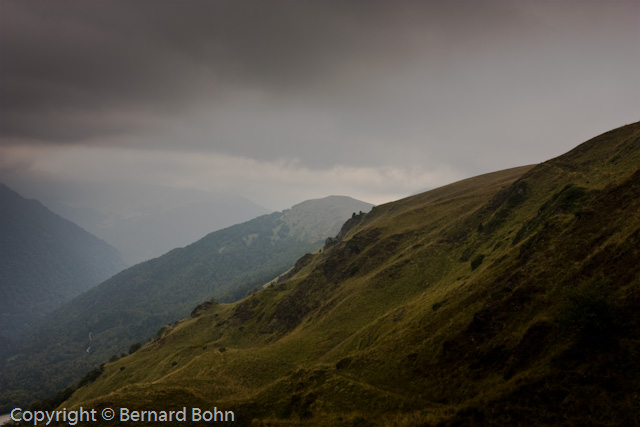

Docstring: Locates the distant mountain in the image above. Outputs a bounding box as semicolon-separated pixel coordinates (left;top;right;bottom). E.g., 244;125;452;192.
0;195;373;411
57;122;640;426
0;184;126;351
46;187;272;265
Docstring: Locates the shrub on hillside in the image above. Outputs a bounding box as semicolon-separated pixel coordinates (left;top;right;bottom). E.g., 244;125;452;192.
470;254;485;271
129;342;142;355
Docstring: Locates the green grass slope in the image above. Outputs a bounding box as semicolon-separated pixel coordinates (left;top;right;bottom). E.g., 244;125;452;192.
58;122;640;426
0;196;372;413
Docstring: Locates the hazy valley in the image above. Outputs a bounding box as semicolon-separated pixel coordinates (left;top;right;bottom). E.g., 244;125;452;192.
2;1;639;425
0;195;372;413
44;186;273;266
0;184;126;355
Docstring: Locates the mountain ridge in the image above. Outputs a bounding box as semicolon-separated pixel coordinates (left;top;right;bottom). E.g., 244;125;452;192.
54;121;640;426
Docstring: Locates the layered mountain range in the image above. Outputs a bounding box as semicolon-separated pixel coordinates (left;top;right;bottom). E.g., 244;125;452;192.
0;195;373;412
54;122;640;426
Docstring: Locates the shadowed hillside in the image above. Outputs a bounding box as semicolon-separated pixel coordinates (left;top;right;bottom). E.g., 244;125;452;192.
0;184;126;351
42;122;640;425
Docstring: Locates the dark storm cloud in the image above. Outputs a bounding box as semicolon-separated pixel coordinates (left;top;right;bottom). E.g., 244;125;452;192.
1;0;219;140
0;1;514;139
1;0;639;173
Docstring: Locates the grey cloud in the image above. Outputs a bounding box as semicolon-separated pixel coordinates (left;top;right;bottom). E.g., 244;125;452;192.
1;0;639;174
0;1;520;132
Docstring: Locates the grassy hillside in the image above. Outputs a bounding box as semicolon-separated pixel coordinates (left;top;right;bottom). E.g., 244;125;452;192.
0;196;372;413
55;122;640;426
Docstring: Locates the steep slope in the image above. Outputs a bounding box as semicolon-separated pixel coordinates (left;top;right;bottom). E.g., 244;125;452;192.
0;184;126;350
0;196;372;412
57;122;640;426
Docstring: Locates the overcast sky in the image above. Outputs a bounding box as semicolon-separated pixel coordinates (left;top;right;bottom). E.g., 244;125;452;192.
1;0;639;211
